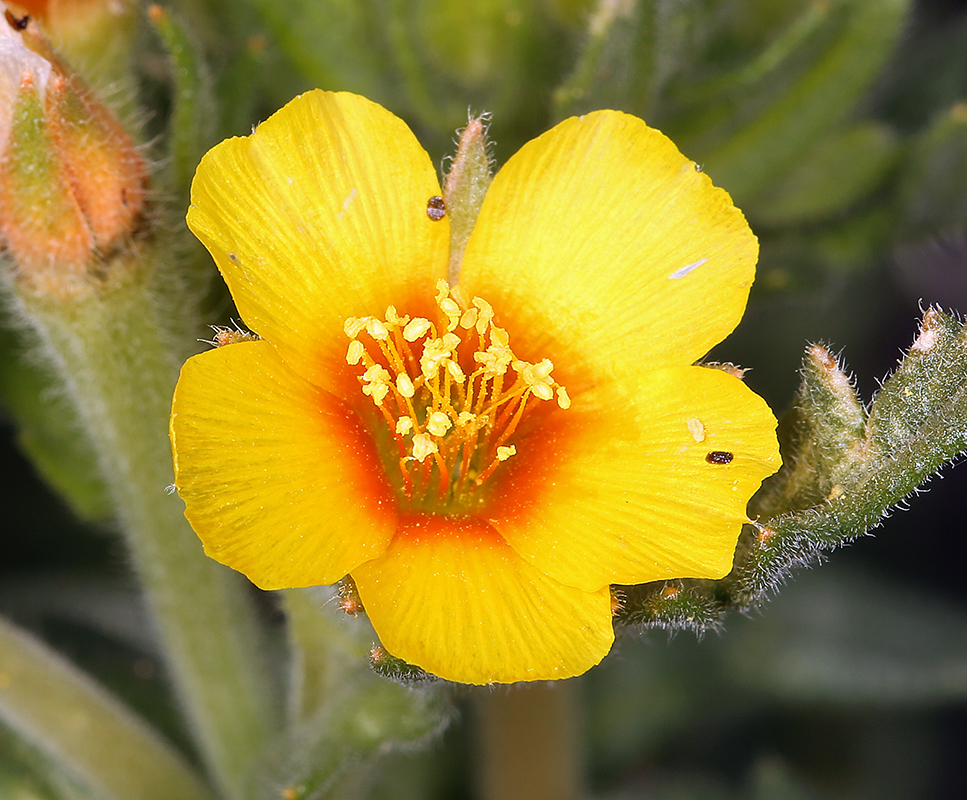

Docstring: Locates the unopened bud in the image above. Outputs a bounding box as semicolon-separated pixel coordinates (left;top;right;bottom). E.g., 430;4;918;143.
442;114;492;283
0;9;147;298
5;0;137;89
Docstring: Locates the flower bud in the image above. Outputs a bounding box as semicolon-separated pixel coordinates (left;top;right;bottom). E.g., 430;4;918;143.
0;8;147;298
4;0;137;89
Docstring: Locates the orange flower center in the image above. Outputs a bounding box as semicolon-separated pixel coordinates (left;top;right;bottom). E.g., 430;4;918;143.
344;279;570;512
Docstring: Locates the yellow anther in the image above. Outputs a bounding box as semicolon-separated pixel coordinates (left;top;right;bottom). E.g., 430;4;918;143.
435;279;450;304
456;411;477;428
440;296;461;328
490;326;509;347
459;308;478;329
361;366;392;405
346;340;365;366
385;305;408;326
396;416;414;436
556;386;571;409
532;359;554;380
442;333;460;350
496;445;517;461
363;364;389;384
421;339;451;379
427;411;452;437
411;433;438;462
403;318;432;342
365;318;390;340
515;359;556;400
530;382;554;401
475;345;512;376
447;360;466;382
344;317;368;338
362;381;389;405
396;373;415;398
472;297;494;334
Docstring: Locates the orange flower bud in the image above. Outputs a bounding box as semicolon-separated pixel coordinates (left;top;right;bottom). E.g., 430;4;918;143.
4;0;136;88
0;8;146;297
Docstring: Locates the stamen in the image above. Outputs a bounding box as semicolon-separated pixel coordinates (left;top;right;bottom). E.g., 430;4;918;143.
403;317;432;341
447;360;466;382
497;445;516;461
459;308;478;329
344;282;570;507
472;297;493;334
396;373;415;398
365;318;389;340
427;411;452;437
344;317;368;338
385;306;409;327
346;339;365;365
412;433;437;462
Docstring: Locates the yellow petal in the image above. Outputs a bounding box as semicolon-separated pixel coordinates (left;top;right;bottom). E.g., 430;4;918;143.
458;110;757;376
352;514;614;684
187;90;449;393
170;340;397;588
488;365;781;591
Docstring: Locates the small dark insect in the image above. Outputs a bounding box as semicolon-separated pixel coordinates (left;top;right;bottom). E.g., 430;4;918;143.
5;10;29;29
426;196;446;221
706;451;734;465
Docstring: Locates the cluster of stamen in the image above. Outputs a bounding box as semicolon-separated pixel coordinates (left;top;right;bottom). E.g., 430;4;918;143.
345;280;569;508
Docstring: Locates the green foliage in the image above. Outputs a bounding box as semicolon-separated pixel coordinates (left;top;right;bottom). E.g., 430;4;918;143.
0;326;110;521
3;0;967;798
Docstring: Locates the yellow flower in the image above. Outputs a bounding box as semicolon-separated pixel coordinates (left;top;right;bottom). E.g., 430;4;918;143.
170;91;781;685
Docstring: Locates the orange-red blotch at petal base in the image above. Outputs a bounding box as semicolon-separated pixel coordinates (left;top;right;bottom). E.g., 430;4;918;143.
351;513;615;685
170;340;398;588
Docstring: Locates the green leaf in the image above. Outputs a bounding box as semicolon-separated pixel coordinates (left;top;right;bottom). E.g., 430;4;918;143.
250;676;452;800
442;115;493;283
0;616;215;800
553;0;706;121
614;582;725;634
0;326;110;521
282;586;372;722
698;0;911;206
896;102;967;238
754;342;867;519
725;566;967;706
248;0;391;103
749;122;899;227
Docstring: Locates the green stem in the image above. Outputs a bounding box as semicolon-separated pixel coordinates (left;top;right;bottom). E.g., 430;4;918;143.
282;587;370;723
148;5;215;200
11;259;278;800
0;616;216;800
476;681;583;800
252;674;452;800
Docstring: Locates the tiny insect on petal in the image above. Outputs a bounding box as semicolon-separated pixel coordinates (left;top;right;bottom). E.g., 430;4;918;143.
426;196;446;220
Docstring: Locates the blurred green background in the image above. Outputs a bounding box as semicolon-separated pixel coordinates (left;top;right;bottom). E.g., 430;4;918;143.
4;0;967;797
